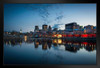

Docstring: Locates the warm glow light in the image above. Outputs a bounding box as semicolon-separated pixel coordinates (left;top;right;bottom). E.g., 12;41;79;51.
24;36;27;42
43;44;47;49
36;42;39;45
58;39;62;44
57;34;62;38
53;39;62;44
53;39;57;43
54;35;56;37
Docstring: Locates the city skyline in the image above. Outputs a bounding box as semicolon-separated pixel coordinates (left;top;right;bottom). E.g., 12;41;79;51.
4;4;96;32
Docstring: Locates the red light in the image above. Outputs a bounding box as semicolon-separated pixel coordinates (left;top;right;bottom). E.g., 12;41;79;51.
81;34;88;38
82;42;88;45
88;34;92;37
62;34;66;37
74;34;80;37
67;34;73;37
92;34;96;37
88;42;94;45
56;34;58;37
88;34;96;37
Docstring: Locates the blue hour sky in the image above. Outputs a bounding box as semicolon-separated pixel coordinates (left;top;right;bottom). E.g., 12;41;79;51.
4;4;96;32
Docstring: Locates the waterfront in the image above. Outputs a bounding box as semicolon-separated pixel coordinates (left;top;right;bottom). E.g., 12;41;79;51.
4;38;96;64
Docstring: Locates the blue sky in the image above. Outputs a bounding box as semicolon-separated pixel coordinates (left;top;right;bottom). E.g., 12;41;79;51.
4;4;96;32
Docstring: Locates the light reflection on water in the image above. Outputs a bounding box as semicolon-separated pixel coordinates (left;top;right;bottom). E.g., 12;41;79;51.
4;38;96;64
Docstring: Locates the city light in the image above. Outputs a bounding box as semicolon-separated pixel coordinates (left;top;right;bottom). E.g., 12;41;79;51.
24;36;27;42
81;34;88;38
58;39;62;44
57;34;62;38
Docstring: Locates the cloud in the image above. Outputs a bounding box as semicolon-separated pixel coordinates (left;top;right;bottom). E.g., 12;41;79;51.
52;24;63;29
55;15;63;21
26;4;65;25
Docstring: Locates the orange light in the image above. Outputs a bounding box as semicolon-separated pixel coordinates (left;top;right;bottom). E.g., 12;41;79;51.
53;34;57;37
36;42;39;45
53;39;57;43
58;39;62;44
57;34;62;38
24;36;27;41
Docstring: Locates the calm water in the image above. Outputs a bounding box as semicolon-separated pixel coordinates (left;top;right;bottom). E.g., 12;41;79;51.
4;38;96;64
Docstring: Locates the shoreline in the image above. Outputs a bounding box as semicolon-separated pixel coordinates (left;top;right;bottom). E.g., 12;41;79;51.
4;36;96;41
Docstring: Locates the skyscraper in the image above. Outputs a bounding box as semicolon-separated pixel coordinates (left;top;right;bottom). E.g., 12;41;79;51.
48;25;52;31
42;24;48;31
34;26;39;32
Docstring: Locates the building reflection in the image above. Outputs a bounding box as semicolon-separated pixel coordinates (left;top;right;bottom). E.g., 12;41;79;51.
42;42;48;50
52;39;62;44
64;41;81;53
4;39;23;46
85;42;96;51
34;39;39;48
4;38;96;52
47;39;52;49
24;35;27;42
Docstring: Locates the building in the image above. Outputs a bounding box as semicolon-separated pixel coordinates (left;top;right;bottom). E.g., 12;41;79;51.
65;22;78;32
65;22;83;34
34;26;39;32
84;25;94;34
93;26;96;33
48;25;52;31
84;25;94;29
53;28;58;31
42;24;48;31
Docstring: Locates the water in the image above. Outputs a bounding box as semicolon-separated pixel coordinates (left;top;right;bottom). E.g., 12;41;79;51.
4;38;96;65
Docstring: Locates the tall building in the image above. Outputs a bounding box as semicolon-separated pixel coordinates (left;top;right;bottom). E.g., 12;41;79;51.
34;26;39;32
65;22;78;32
48;25;52;31
42;24;48;31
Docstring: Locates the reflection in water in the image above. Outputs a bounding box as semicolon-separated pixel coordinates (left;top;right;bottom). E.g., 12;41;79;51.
4;39;23;46
24;35;27;42
4;38;96;52
42;42;48;50
53;39;62;44
34;40;39;48
4;38;96;64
